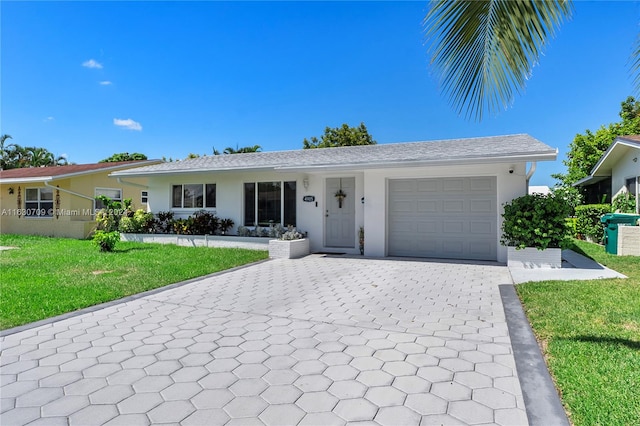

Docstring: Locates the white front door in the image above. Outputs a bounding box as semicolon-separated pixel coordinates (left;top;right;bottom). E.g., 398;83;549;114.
325;177;355;248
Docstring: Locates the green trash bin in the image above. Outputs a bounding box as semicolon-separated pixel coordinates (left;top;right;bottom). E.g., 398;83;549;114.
600;213;640;254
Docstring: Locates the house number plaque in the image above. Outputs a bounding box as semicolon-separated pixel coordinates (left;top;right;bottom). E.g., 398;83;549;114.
303;195;315;202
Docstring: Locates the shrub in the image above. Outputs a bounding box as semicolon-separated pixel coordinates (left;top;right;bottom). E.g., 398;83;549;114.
155;211;174;233
612;192;637;213
280;226;305;240
565;217;578;238
575;204;610;243
501;193;571;250
118;209;155;233
93;230;120;252
219;218;235;235
191;210;219;235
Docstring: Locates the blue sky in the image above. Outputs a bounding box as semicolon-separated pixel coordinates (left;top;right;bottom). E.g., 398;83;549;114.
2;1;638;186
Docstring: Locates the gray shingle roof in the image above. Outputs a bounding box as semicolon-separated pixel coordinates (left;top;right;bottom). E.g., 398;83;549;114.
111;134;556;176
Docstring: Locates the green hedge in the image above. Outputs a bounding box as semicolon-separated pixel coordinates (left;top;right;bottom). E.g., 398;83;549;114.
501;194;571;250
575;204;610;243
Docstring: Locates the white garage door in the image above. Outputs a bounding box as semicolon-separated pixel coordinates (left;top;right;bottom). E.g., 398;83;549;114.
388;177;497;260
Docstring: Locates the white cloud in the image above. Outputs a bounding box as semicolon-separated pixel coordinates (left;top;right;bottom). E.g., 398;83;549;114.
113;118;142;131
43;116;55;122
99;81;112;85
82;59;103;69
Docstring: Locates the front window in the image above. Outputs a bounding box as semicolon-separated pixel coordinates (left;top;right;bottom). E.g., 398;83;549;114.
95;188;122;210
244;181;296;226
172;184;216;209
25;187;53;217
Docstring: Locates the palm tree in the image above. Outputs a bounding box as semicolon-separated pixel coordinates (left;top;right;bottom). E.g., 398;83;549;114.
223;144;262;154
423;0;574;120
27;147;55;167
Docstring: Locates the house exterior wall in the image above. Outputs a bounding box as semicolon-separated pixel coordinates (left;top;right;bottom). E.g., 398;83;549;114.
143;162;528;263
611;150;640;210
0;172;148;239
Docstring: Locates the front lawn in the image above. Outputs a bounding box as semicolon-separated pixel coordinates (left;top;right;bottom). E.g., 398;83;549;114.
0;234;268;330
517;239;640;426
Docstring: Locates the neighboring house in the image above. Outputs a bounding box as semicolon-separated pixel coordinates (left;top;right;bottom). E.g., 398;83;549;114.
575;135;640;213
528;185;551;195
0;160;160;238
112;134;556;263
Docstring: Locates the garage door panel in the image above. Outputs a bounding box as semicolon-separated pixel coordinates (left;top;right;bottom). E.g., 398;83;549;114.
388;177;497;261
470;177;496;192
470;199;494;213
417;200;438;212
442;178;465;191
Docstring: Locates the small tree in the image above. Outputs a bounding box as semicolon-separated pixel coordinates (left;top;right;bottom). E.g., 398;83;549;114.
303;123;376;149
501;194;571;250
93;196;131;251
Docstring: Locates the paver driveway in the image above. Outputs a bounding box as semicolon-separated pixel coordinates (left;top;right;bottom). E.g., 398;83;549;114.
1;255;528;425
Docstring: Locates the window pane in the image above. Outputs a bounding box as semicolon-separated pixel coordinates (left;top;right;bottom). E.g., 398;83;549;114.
26;188;38;201
96;188;121;200
40;188;54;201
41;202;53;216
258;181;281;226
25;202;38;216
172;185;182;208
95;198;107;210
627;177;637;196
284;181;296;227
205;184;216;208
183;184;203;208
244;183;255;226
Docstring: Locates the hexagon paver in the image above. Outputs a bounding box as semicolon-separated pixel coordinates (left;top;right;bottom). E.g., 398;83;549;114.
259;404;306;425
0;256;530;426
333;398;378;421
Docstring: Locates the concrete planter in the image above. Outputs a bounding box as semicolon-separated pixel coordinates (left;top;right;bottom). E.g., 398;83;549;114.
120;233;269;251
268;238;310;259
618;226;640;256
507;246;562;269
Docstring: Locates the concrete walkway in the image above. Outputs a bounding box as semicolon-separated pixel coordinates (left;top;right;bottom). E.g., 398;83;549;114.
2;256;530;425
509;249;626;284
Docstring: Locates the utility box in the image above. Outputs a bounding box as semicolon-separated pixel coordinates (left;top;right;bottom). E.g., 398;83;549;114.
601;213;640;255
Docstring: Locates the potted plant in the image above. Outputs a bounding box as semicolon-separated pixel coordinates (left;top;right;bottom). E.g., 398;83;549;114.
501;193;571;268
268;226;310;259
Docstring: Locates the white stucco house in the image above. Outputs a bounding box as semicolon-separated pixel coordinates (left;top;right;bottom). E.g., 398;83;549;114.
575;135;640;212
111;134;557;263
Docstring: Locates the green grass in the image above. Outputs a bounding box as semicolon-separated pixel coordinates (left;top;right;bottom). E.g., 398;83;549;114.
0;234;268;330
517;239;640;426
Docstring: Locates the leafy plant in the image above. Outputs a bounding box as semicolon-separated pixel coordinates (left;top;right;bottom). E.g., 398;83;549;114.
191;210;219;235
280;226;305;241
155;211;174;233
612;192;637;213
118;209;155;233
575;204;611;243
501;193;571;250
219;218;235;235
92;230;120;252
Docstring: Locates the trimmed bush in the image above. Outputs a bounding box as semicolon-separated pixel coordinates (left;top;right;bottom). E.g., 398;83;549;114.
93;230;120;252
501;193;571;250
575;204;610;243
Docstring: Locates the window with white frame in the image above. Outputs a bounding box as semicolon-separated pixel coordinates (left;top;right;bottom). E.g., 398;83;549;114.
244;181;296;226
25;187;54;217
627;177;639;213
172;184;216;209
95;188;122;210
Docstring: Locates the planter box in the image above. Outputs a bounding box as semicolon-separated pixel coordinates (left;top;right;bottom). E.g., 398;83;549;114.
120;233;269;251
268;238;310;259
507;247;562;269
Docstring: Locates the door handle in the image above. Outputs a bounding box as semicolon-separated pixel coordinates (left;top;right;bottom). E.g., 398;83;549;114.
325;210;329;218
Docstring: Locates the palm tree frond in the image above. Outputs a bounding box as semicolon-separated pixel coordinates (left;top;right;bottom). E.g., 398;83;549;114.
424;0;573;120
631;33;640;93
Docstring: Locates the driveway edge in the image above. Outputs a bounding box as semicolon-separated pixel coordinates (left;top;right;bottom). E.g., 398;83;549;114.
499;284;570;426
0;258;271;338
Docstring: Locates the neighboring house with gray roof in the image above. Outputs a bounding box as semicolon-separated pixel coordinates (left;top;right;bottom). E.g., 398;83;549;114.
574;135;640;212
112;134;557;263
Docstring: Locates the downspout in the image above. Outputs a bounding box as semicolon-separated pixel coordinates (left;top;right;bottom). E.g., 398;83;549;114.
116;177;148;189
525;161;537;193
43;181;94;201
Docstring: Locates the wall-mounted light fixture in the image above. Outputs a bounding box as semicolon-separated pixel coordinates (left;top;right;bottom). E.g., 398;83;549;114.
303;177;309;190
8;187;14;195
633;157;638;163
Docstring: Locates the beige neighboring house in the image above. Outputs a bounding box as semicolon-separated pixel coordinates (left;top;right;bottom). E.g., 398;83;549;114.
0;160;159;239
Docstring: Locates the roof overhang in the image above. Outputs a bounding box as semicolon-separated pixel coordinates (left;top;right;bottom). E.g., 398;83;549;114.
590;138;640;176
0;176;54;184
573;175;610;187
111;151;558;177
